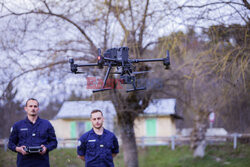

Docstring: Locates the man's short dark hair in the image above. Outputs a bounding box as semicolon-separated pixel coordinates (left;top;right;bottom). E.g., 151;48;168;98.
90;109;103;118
25;98;39;107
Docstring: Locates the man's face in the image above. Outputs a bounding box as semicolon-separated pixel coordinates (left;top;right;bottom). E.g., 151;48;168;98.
91;112;104;129
24;100;39;117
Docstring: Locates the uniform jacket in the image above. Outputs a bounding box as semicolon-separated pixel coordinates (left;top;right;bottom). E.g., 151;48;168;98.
8;117;57;167
77;128;119;167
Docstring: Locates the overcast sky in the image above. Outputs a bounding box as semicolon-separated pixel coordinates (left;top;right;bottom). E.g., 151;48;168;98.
0;0;248;107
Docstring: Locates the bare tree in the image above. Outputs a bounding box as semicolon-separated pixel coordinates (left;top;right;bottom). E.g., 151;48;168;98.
0;0;249;164
0;1;172;166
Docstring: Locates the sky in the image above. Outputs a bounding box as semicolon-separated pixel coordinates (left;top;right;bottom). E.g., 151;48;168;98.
0;0;248;107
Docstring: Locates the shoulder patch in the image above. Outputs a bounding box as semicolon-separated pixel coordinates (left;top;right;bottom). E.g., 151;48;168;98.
78;140;81;146
10;127;13;133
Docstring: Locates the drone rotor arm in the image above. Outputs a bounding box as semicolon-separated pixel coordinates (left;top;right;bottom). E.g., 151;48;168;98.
130;58;165;63
132;71;150;75
70;64;100;74
77;63;99;67
69;58;101;73
130;50;170;69
93;88;112;93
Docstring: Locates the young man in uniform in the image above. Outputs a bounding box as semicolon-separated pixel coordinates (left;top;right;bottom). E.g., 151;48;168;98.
8;98;57;167
77;109;119;167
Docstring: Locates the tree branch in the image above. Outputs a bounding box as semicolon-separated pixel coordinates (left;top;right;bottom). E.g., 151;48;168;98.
1;3;97;52
128;0;135;31
242;0;250;10
138;0;149;53
1;60;69;98
177;1;246;9
103;0;112;50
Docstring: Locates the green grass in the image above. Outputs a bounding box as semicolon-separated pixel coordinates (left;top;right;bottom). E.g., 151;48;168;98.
1;144;250;167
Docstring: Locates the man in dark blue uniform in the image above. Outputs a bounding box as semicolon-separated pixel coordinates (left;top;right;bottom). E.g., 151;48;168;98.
8;98;57;167
77;109;119;167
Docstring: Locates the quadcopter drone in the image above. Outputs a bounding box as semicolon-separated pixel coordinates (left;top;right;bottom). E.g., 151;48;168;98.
69;47;170;93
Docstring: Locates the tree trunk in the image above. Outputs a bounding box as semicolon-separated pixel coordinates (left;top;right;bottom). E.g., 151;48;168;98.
191;112;208;158
110;76;151;167
117;111;138;167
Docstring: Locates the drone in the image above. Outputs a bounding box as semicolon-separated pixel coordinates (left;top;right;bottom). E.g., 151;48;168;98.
69;47;170;93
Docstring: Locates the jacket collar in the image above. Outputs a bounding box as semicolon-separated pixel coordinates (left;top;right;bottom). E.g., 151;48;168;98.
90;128;106;135
25;116;41;125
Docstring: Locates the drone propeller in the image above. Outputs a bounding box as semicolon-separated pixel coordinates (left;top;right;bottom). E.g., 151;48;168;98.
73;71;86;74
62;68;87;74
163;50;170;69
64;71;86;74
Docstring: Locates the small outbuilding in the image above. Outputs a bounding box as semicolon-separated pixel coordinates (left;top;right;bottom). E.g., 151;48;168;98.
50;101;116;139
51;99;182;144
134;99;182;138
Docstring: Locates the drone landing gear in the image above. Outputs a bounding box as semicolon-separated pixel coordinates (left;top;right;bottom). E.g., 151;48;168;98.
126;79;146;92
93;88;112;93
126;87;146;92
92;64;113;93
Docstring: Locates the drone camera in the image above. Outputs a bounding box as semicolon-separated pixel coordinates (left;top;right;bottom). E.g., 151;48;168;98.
120;75;135;84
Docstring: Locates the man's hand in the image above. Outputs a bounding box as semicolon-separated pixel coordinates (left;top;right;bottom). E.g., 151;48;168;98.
16;146;28;155
40;145;47;155
78;155;85;161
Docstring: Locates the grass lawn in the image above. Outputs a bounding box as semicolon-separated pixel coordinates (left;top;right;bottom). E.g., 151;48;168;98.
1;144;249;167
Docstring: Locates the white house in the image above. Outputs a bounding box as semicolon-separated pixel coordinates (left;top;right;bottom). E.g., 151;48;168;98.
50;101;116;139
51;99;182;141
134;98;182;138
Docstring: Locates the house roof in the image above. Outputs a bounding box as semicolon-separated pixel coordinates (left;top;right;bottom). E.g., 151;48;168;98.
54;100;116;119
55;99;176;119
143;98;176;116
